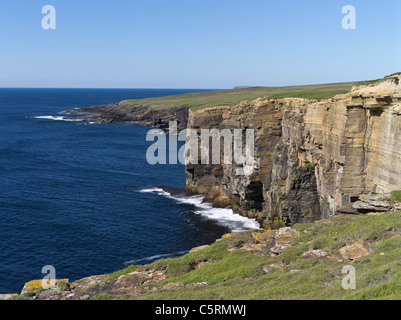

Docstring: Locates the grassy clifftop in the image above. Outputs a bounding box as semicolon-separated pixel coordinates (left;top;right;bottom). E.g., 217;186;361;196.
121;73;400;111
121;81;363;111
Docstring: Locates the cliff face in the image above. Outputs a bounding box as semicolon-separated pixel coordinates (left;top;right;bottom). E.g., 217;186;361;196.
185;75;401;227
65;75;401;227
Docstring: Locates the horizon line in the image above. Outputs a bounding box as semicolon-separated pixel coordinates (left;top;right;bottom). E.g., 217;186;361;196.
0;87;225;90
0;78;371;91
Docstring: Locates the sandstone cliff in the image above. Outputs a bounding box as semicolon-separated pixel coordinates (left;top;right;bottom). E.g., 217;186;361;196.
185;74;401;227
66;74;401;227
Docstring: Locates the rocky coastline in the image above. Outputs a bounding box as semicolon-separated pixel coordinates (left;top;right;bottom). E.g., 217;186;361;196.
64;102;190;131
4;73;401;299
66;73;401;228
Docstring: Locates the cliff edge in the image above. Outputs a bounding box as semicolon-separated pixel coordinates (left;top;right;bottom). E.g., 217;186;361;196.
185;74;401;227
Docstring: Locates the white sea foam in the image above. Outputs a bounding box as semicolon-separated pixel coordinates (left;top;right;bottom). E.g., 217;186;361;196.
125;250;188;265
140;187;260;232
34;115;83;122
81;121;96;125
139;187;171;197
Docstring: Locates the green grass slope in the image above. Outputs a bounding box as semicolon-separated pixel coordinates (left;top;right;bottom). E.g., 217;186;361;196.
94;211;401;300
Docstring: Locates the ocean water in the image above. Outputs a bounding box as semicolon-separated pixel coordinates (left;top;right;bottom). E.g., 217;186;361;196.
0;88;259;294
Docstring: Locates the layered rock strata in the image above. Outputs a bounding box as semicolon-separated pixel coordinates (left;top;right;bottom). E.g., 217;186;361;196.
185;75;401;227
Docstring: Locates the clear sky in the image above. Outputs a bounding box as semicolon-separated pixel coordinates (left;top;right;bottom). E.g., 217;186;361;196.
0;0;400;89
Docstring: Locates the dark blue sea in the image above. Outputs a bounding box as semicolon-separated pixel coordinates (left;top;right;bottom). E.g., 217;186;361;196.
0;88;259;294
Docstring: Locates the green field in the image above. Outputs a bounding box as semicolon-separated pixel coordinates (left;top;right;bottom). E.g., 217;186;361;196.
122;80;368;111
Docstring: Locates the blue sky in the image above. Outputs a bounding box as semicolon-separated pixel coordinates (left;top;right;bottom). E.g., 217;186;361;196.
0;0;400;88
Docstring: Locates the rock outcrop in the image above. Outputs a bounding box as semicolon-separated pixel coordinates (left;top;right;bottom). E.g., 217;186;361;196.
65;102;190;131
185;74;401;227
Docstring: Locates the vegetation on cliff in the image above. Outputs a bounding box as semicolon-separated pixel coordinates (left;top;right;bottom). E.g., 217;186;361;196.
10;210;401;300
121;81;362;111
114;73;401;112
128;211;401;300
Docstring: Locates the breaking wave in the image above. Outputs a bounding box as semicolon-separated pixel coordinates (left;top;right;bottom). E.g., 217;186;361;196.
33;115;83;122
139;186;260;232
